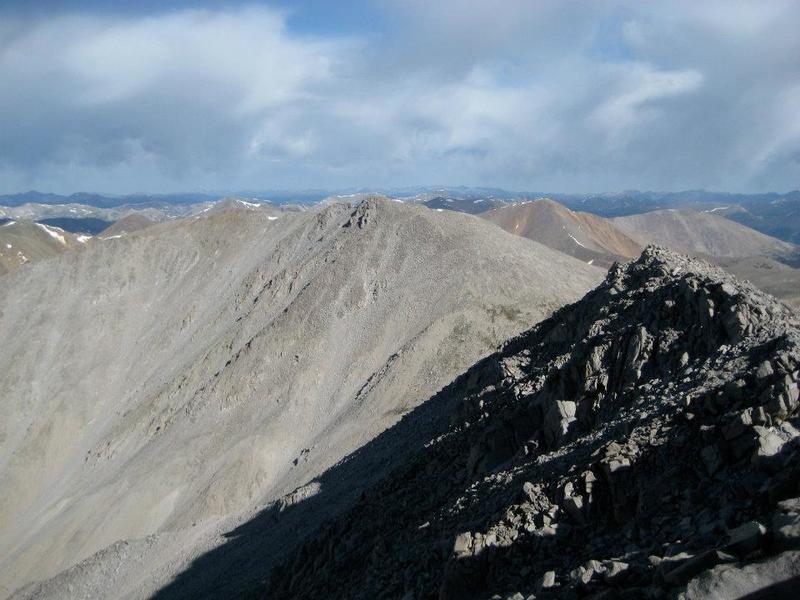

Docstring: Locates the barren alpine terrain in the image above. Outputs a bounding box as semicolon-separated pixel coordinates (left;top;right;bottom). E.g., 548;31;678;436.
0;198;602;598
0;221;90;275
481;199;643;268
269;247;800;599
2;2;800;598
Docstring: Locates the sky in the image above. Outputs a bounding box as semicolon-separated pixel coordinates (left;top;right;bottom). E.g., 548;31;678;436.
0;0;798;194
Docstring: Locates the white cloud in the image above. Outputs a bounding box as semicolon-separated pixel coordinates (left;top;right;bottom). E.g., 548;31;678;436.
589;65;704;145
0;2;798;193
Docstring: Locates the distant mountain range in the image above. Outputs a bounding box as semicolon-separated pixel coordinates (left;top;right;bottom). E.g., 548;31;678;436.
0;191;220;208
478;198;800;306
337;188;800;245
3;189;800;304
5;187;798;210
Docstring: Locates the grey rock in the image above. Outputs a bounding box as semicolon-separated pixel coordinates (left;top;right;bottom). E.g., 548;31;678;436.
603;560;629;582
777;497;800;514
772;513;800;549
725;521;767;555
537;570;556;590
756;360;774;380
681;550;800;600
751;426;785;461
453;532;473;557
662;550;735;585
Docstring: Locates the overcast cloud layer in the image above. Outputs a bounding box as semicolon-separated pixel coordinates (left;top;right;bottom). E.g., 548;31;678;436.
0;0;798;193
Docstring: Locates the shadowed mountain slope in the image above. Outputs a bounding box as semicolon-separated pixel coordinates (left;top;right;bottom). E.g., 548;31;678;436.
0;198;602;598
267;247;800;600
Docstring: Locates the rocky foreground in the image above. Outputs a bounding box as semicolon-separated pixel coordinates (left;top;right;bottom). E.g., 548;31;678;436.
268;246;800;599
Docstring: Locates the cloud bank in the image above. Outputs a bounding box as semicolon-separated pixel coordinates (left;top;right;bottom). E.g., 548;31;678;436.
0;1;798;193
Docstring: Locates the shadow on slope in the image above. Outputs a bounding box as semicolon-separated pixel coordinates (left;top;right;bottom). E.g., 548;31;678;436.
152;360;480;599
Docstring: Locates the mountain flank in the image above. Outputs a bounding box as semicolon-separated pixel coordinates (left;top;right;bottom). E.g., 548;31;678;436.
611;208;799;265
267;246;800;599
481;199;800;306
0;198;602;598
97;214;156;238
481;199;642;267
0;220;89;275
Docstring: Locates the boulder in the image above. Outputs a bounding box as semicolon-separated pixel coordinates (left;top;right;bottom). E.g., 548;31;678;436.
681;551;800;599
725;521;767;555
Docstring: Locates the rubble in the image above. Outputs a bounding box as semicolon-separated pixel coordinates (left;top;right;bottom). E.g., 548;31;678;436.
268;247;800;599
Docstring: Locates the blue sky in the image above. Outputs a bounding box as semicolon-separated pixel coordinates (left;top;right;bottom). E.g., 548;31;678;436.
0;1;798;194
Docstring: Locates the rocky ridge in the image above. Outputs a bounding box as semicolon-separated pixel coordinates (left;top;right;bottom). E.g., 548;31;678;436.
268;246;800;599
0;198;602;598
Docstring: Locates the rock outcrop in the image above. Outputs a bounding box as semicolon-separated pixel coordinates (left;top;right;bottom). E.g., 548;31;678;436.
268;246;800;599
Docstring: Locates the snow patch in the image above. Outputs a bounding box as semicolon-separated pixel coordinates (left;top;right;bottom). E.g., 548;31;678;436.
2;220;16;227
103;234;124;240
267;216;279;221
236;199;261;208
587;259;594;265
76;235;91;243
702;206;729;213
5;243;11;249
568;234;587;248
36;223;67;244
